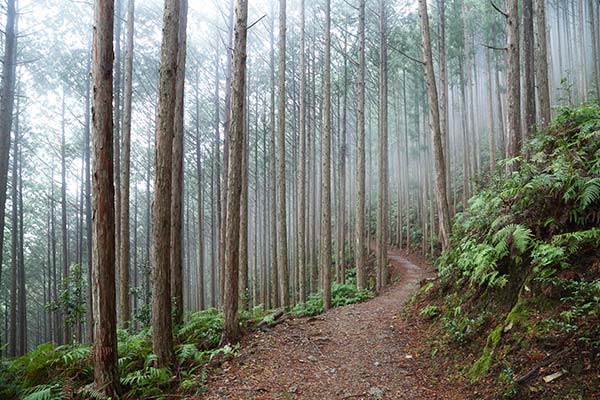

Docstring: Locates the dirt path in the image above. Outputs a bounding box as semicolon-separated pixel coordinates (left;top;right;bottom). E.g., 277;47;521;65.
201;249;456;399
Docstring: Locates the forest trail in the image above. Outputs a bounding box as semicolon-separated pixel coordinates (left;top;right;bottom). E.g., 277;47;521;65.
202;250;458;400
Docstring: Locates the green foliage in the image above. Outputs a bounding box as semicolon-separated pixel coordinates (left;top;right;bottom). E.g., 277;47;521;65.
289;283;373;317
419;305;439;319
428;105;600;387
46;265;87;334
21;384;64;400
177;308;223;348
121;366;170;397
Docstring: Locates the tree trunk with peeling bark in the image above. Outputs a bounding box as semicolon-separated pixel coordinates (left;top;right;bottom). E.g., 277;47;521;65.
321;0;332;310
221;0;248;345
152;0;179;369
91;0;121;395
119;0;134;330
355;0;366;291
418;0;451;250
170;0;188;327
507;0;522;162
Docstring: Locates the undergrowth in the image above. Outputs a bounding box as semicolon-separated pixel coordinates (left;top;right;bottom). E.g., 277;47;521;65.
0;267;373;399
289;269;374;317
417;104;600;399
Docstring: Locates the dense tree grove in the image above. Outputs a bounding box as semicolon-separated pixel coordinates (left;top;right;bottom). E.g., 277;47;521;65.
0;0;598;394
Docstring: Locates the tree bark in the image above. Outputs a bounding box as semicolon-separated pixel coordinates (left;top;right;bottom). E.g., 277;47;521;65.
276;0;289;309
486;48;496;174
114;0;122;288
238;93;249;311
355;0;366;290
119;0;134;330
84;56;94;342
0;0;17;311
522;0;536;138
91;0;121;395
221;0;248;345
534;0;549;128
507;0;522;161
61;93;70;344
321;0;332;310
589;0;600;102
195;67;205;310
297;0;307;303
376;0;389;290
152;0;179;369
170;0;188;327
418;0;451;250
269;8;279;309
9;106;18;357
219;0;235;307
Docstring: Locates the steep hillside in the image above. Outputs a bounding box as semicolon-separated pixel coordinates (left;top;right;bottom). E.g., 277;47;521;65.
408;105;600;399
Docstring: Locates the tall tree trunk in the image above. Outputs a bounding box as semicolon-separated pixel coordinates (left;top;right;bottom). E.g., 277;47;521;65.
212;45;220;308
119;0;135;330
219;0;235;307
195;67;205;311
418;0;451;250
486;48;496;174
114;0;122;287
438;0;450;208
9;108;18;357
170;0;188;327
522;0;536;138
403;69;410;250
355;0;366;290
321;0;332;310
16;95;26;355
534;0;550;126
221;0;248;345
152;0;179;369
276;0;289;309
338;37;347;285
51;173;59;344
61;93;70;344
91;0;121;395
269;8;279;309
84;57;93;342
376;0;389;289
238;93;249;311
297;0;307;303
535;0;548;125
0;0;17;312
589;0;600;101
507;0;522;161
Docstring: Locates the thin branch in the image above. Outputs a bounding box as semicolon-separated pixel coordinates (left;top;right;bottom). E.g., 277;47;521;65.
481;43;507;51
247;14;266;31
490;0;509;18
388;44;424;65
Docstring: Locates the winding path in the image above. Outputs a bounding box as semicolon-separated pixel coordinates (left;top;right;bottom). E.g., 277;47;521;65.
201;249;455;399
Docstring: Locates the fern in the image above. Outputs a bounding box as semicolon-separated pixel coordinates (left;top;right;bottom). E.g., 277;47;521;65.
21;384;63;400
177;344;202;363
580;177;600;209
492;224;532;257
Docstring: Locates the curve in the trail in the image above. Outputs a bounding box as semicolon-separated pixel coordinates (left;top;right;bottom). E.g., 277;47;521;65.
201;249;455;400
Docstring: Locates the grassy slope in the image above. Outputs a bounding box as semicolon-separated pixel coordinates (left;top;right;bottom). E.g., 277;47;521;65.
408;105;600;399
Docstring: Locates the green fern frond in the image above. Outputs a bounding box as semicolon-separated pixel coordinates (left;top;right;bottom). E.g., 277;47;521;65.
580;177;600;209
22;384;63;400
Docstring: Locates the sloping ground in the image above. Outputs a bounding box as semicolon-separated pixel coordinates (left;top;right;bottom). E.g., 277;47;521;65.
200;249;465;400
407;105;600;399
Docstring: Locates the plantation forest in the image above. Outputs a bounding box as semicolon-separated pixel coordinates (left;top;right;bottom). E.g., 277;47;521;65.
0;0;599;398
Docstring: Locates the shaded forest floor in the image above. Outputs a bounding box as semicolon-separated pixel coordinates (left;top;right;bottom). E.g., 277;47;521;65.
200;249;465;400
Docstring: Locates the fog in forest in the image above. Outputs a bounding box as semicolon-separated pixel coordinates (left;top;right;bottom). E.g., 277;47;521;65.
0;0;598;397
